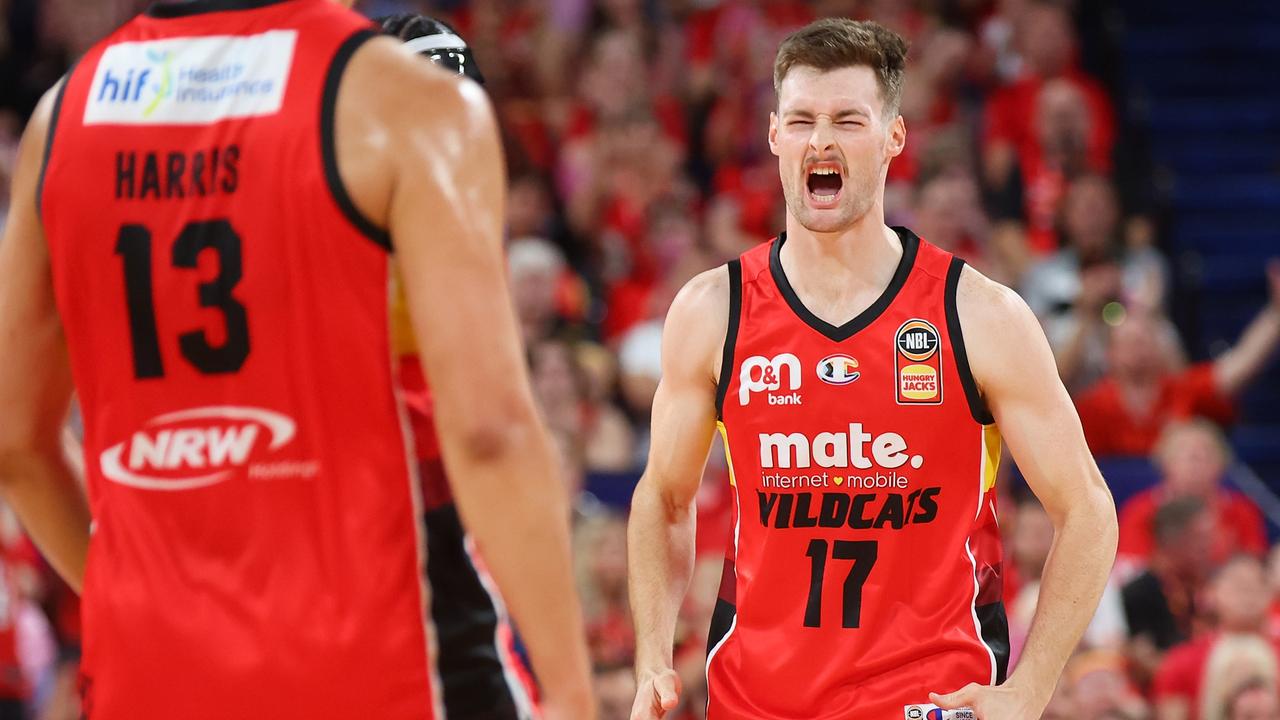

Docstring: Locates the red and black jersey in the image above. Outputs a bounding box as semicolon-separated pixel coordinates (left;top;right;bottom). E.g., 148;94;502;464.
707;229;1008;719
39;1;439;718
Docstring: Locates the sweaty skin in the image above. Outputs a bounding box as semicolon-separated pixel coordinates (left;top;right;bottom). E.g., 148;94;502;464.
0;30;594;720
627;63;1116;720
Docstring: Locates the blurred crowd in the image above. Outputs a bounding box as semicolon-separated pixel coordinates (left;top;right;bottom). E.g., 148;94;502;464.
1;0;1279;719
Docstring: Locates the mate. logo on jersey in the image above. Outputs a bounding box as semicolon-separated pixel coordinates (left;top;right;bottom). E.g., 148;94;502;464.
84;31;296;126
99;406;315;491
739;353;801;405
895;319;943;405
817;354;860;385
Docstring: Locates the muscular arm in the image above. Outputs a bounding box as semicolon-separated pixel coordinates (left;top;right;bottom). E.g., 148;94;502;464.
1213;261;1280;397
628;268;727;718
949;266;1117;710
0;83;91;592
334;39;591;715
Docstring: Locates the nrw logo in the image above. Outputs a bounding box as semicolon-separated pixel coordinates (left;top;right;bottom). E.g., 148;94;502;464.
739;353;801;405
100;406;297;491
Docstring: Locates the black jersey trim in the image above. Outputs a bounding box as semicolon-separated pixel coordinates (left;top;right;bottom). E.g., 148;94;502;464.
145;0;290;18
976;600;1011;684
769;226;919;343
422;503;524;718
714;260;743;420
36;68;74;224
945;257;995;425
321;29;392;252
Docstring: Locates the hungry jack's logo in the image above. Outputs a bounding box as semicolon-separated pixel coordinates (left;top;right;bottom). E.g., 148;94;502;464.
895;319;942;404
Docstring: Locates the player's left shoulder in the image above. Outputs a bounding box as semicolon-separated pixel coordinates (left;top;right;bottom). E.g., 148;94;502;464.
952;263;1056;394
953;262;1041;346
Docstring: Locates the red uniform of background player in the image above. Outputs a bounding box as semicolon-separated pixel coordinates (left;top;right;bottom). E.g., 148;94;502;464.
0;1;593;719
627;19;1117;720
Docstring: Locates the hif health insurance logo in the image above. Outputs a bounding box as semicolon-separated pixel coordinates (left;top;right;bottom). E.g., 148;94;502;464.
94;50;175;118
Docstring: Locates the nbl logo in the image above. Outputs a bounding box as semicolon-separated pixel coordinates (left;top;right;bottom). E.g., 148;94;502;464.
895;319;943;405
897;321;939;360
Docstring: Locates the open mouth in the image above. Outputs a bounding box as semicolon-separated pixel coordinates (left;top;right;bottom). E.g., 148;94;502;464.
806;164;844;206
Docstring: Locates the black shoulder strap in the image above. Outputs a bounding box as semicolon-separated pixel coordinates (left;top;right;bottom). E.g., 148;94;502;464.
714;259;743;420
945;256;995;425
320;28;392;251
36;66;76;224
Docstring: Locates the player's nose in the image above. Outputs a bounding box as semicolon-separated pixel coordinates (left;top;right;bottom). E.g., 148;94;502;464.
807;118;837;154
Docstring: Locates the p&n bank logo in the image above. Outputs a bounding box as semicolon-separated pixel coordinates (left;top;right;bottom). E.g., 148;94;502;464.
84;30;297;125
739;353;802;406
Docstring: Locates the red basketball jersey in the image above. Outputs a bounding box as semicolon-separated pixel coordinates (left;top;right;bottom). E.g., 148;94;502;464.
39;2;439;718
708;229;1008;719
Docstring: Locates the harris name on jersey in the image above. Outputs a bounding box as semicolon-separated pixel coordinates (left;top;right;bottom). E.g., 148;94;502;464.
114;146;240;200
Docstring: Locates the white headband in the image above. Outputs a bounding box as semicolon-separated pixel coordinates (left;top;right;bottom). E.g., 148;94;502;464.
403;33;468;55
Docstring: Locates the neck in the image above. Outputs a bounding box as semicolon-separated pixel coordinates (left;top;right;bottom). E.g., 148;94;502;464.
782;206;898;283
776;207;904;327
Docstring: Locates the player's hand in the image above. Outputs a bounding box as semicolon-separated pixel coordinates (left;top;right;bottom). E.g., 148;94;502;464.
929;682;1045;720
629;667;681;719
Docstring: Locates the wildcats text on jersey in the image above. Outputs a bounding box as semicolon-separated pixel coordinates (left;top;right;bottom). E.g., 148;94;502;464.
84;31;297;125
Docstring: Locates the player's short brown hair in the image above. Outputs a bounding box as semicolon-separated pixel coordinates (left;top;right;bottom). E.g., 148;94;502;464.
773;18;909;117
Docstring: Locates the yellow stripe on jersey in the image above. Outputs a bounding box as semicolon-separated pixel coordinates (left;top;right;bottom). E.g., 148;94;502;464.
389;261;419;357
982;423;1001;493
717;421;737;488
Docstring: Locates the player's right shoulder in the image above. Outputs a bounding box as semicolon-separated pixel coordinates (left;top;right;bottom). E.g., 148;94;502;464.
663;264;733;383
667;265;730;335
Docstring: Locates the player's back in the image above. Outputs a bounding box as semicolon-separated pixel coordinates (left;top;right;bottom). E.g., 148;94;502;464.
39;1;435;718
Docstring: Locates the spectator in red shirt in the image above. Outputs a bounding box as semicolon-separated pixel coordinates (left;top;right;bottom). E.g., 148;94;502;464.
1153;554;1275;720
1077;262;1280;456
983;3;1115;263
1118;420;1267;571
1123;497;1216;673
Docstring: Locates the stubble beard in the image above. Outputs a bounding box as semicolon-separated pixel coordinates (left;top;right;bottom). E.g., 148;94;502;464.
783;168;877;235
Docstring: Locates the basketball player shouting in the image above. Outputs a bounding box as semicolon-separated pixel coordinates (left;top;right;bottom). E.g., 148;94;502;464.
0;1;591;718
628;19;1117;720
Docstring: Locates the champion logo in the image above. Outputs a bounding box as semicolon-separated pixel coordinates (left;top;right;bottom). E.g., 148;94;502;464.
817;354;860;385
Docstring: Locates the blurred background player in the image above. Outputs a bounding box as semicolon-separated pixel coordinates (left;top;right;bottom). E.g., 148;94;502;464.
381;13;536;720
626;18;1116;719
0;1;592;719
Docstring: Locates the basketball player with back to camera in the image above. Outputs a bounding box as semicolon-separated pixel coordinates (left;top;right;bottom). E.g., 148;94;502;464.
0;0;592;718
628;19;1117;720
380;13;541;720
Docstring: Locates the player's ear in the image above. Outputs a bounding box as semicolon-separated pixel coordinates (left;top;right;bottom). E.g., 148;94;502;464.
768;111;780;157
886;114;906;159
